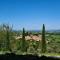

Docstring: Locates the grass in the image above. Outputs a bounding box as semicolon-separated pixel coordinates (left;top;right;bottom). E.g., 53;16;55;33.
0;50;60;58
15;51;60;57
38;53;60;57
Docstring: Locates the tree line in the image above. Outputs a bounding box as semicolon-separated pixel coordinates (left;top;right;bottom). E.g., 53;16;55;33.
0;24;46;54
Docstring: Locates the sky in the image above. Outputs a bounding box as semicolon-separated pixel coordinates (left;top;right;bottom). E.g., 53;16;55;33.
0;0;60;30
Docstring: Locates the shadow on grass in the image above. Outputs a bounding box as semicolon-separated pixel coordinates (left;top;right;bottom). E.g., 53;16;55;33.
0;53;60;60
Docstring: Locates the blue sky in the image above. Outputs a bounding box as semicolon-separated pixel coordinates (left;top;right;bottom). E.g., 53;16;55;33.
0;0;60;30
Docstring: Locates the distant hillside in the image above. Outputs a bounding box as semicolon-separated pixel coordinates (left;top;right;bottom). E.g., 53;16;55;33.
13;29;60;33
46;30;60;33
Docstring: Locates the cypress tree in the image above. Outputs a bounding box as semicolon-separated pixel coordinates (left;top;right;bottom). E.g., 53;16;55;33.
41;24;46;53
21;28;26;52
22;28;25;40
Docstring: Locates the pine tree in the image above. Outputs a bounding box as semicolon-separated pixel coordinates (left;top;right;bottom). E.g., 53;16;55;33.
41;24;46;53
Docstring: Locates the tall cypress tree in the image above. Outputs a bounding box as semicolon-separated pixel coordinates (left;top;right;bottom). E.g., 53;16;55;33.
22;28;25;41
41;24;46;53
21;28;26;52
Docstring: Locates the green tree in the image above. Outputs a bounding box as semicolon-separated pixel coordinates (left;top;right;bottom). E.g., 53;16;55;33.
3;24;13;52
41;24;46;53
6;25;10;50
3;24;11;51
20;28;27;52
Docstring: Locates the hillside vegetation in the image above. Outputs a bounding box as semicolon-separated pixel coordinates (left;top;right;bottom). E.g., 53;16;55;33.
0;24;60;55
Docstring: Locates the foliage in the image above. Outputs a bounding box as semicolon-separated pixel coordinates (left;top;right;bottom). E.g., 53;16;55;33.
41;24;46;53
0;24;15;52
0;24;60;55
20;28;28;52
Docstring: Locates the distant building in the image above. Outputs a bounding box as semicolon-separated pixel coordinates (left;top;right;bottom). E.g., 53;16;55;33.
14;34;42;41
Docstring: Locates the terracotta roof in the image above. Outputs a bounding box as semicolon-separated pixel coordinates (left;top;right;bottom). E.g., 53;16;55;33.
14;35;42;41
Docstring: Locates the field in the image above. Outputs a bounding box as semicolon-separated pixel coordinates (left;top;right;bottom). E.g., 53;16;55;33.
1;33;60;55
46;34;60;53
14;33;60;56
